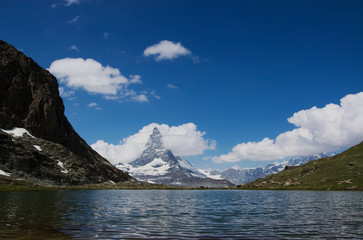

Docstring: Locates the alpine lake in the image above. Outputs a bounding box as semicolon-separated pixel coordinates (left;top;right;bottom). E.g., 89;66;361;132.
0;190;361;239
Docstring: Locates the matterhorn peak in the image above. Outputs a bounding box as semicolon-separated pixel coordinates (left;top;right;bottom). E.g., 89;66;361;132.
152;127;161;136
124;126;234;187
145;127;162;149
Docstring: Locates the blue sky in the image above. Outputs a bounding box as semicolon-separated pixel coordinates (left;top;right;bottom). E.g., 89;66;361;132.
1;0;363;170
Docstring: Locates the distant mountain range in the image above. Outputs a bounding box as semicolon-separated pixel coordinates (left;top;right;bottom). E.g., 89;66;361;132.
240;141;363;190
116;127;234;188
199;153;331;185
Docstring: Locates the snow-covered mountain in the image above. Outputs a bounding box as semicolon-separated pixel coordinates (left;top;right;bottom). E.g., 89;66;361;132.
116;127;233;188
199;153;332;185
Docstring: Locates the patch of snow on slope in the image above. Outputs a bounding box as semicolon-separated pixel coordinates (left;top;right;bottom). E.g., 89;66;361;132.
198;169;224;180
128;158;171;176
57;160;68;174
177;157;206;178
0;169;11;177
1;127;35;138
33;145;42;151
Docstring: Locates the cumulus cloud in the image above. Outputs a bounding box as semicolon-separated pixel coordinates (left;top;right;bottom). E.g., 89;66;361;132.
213;92;363;163
49;58;149;102
166;83;179;89
49;58;131;94
144;40;191;61
67;16;79;24
91;123;216;165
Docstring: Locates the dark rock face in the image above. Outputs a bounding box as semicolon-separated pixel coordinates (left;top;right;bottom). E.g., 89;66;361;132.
0;40;132;185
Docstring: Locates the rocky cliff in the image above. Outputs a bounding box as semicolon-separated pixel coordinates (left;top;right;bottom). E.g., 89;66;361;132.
0;40;132;185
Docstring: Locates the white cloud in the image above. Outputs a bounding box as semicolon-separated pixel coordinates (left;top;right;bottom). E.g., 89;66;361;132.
49;58;141;94
65;0;80;6
104;32;109;39
88;102;101;110
129;75;142;84
69;45;79;52
88;102;97;107
144;40;191;61
213;92;363;163
67;16;79;24
91;123;216;165
166;83;179;89
58;87;75;98
131;94;148;102
49;58;150;103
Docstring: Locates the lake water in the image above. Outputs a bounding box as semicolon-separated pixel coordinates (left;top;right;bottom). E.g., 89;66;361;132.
0;190;362;239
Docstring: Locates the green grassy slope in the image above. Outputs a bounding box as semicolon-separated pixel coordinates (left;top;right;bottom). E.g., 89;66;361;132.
240;142;363;190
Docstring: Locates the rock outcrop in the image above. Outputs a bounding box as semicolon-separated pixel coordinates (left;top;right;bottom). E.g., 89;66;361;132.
0;40;132;185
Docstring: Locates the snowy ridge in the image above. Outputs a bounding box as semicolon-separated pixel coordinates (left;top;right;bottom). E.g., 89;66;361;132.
199;153;332;185
117;158;171;176
198;169;224;180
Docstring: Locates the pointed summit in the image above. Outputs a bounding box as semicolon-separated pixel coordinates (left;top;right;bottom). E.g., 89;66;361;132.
151;127;161;140
152;127;160;135
146;127;162;149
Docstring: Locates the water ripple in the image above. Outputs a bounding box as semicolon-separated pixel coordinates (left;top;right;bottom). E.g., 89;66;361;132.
0;190;362;239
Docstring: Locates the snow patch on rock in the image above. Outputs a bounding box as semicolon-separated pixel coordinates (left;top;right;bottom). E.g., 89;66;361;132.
33;145;42;151
57;160;68;174
1;127;35;138
0;169;11;177
198;169;224;180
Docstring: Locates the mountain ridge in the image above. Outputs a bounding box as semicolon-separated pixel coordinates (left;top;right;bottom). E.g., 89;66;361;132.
200;153;331;185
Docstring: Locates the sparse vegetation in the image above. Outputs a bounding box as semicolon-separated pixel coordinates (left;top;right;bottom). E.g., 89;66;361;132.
0;176;189;191
240;142;363;190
